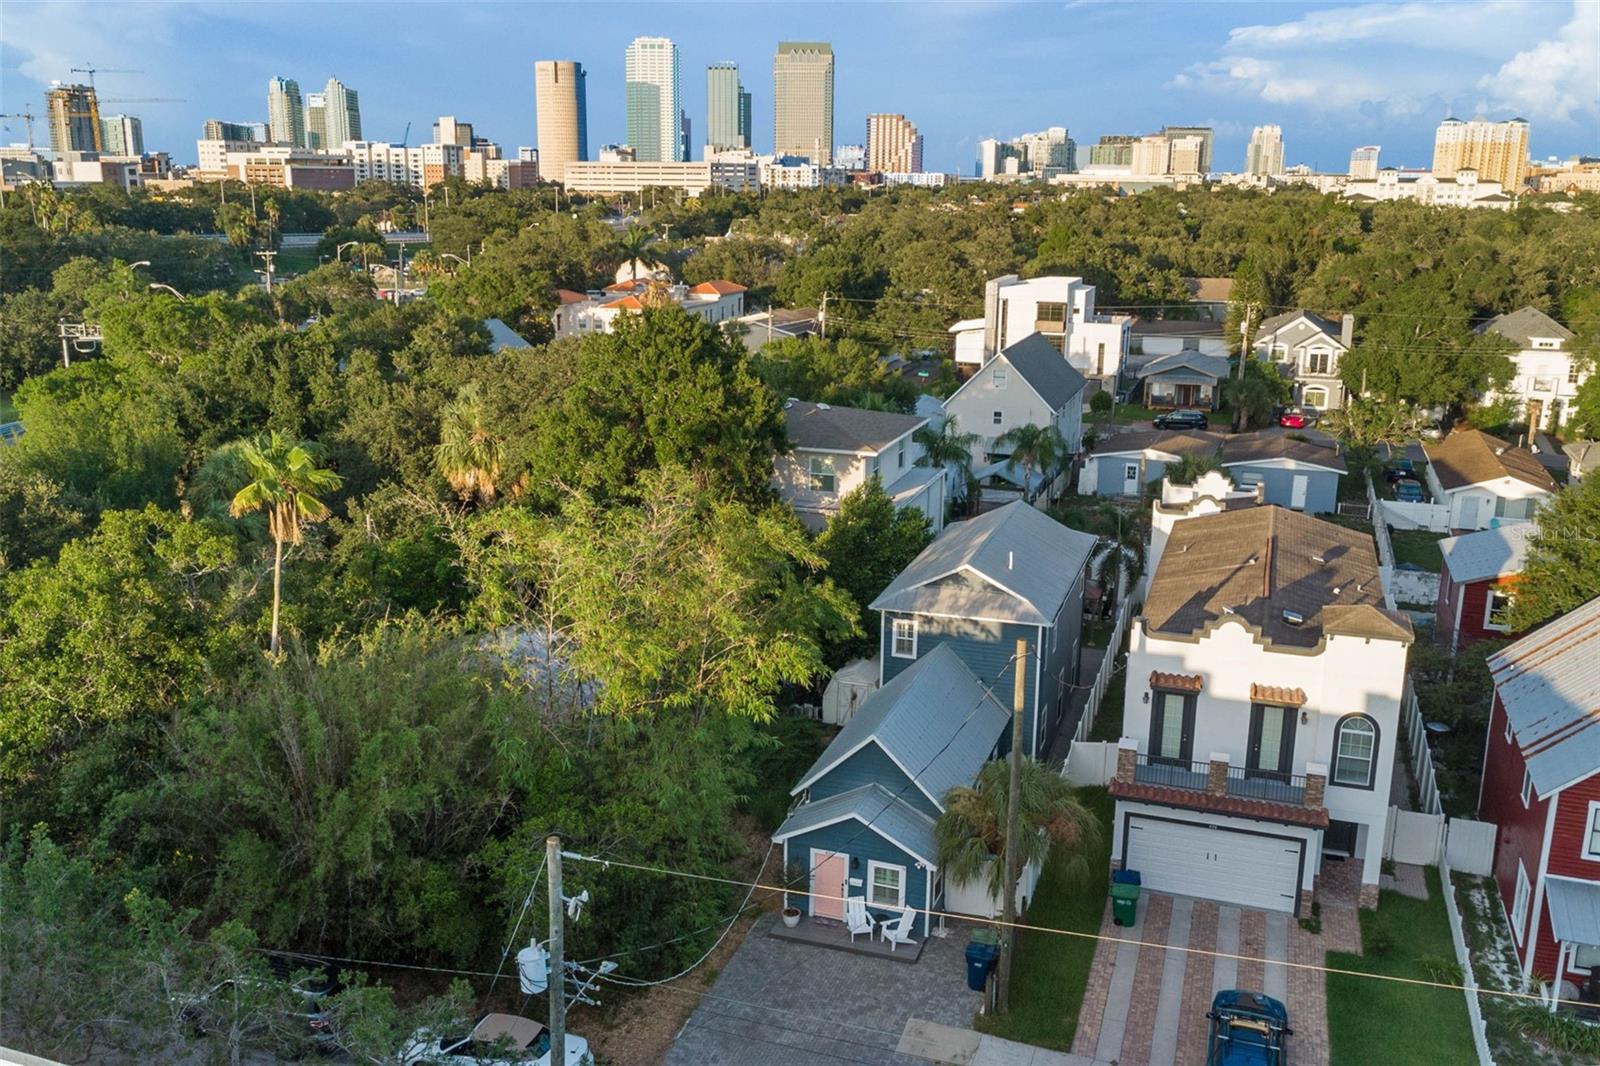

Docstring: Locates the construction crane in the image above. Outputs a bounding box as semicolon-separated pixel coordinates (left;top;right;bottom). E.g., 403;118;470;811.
0;110;37;150
398;120;411;147
70;65;143;90
100;97;186;105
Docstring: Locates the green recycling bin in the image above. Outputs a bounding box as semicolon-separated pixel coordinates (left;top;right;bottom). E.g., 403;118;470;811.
1110;881;1141;926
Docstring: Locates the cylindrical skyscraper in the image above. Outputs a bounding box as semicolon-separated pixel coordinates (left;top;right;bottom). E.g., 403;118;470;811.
535;59;589;183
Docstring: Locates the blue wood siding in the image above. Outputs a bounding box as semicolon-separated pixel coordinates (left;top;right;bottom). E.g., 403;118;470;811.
784;820;933;936
1037;567;1086;754
808;743;941;819
1227;464;1338;514
1093;456;1168;496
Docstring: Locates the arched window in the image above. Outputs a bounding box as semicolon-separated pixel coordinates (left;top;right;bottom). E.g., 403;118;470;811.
1333;715;1379;789
1302;386;1329;410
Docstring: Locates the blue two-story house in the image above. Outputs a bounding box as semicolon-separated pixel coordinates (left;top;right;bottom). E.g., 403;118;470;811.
869;500;1098;759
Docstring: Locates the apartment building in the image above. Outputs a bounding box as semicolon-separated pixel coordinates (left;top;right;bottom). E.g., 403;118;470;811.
866;113;923;174
1433;117;1529;189
1246;125;1285;176
1349;146;1380;179
550;278;747;338
626;37;683;162
773;42;834;164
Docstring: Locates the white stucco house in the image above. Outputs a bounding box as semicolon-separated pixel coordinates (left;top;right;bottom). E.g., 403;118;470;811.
1111;502;1413;913
1476;306;1588;430
948;274;1129;385
550;279;747;338
1424;428;1557;532
1252;309;1354;411
774;400;947;534
942;333;1086;488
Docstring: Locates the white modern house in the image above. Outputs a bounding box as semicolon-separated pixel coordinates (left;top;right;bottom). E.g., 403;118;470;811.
774;401;947;533
942;334;1086;492
1477;306;1588;430
1424;428;1557;532
1111;503;1413;913
550;279;747;338
1252;310;1354;411
948;274;1129;385
1342;168;1515;210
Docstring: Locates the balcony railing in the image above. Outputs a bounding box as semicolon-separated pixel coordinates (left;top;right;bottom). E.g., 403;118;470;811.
1131;752;1309;807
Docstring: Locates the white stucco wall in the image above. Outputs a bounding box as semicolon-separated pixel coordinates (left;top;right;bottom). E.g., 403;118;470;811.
1436;475;1550;531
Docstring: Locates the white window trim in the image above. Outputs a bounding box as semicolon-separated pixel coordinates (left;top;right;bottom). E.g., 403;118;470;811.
1521;769;1534;809
891;618;918;660
1512;862;1531;946
1504;714;1513;744
1484;589;1513;633
993;368;1008;390
1583;801;1600;862
866;860;906;908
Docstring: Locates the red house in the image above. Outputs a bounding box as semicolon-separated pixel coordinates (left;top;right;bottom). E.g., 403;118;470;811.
1436;523;1535;653
1478;594;1600;1003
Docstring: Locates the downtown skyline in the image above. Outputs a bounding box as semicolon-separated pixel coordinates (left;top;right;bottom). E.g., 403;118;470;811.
2;1;1595;172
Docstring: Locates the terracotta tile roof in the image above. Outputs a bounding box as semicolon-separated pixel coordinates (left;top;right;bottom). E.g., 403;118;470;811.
1426;428;1557;492
689;280;747;295
556;288;589;305
601;295;646;310
1109;778;1330;828
602;280;642;293
1150;671;1204;692
1250;683;1307;706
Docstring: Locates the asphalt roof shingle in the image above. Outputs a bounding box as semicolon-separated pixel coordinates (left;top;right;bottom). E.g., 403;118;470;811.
1220;429;1348;473
783;400;927;454
998;333;1087;411
1256;309;1340;339
1477;306;1574;349
1426;429;1557;492
1089;429;1223;457
1137;351;1231;381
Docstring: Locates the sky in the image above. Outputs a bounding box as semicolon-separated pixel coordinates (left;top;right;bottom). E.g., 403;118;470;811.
2;1;1596;172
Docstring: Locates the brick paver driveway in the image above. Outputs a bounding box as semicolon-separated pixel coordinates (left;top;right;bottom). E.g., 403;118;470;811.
664;913;983;1066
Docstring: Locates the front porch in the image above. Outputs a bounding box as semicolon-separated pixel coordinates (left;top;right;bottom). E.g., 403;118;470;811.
768;913;928;963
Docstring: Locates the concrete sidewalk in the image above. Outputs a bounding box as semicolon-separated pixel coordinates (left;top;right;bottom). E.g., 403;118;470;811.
899;1019;1113;1066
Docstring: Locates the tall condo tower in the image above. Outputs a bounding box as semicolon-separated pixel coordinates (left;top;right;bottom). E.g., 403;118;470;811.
773;42;834;164
535;59;589;183
625;36;683;162
267;76;305;148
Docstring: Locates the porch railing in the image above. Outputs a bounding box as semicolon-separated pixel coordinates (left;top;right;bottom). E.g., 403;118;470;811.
1131;751;1310;807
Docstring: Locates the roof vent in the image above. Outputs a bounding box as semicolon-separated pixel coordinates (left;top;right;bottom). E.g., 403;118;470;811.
1221;605;1237;615
1282;608;1306;627
1332;585;1342;596
1312;553;1327;565
1007;550;1014;571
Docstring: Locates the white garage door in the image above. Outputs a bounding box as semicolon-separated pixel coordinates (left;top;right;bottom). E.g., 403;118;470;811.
1124;816;1303;914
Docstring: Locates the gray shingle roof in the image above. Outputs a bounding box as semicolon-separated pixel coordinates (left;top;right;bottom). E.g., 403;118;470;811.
1427;429;1557;492
1564;440;1600;474
771;783;938;866
1000;333;1087;411
1488;594;1600;796
783;401;927;454
791;644;1009;808
1089;429;1223;457
1256;309;1339;339
1477;307;1574;348
1438;523;1536;584
870;501;1098;626
1220;429;1348;473
1137;351;1231;381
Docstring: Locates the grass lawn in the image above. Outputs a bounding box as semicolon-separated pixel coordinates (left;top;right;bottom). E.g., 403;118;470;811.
1389;530;1446;572
273;245;325;276
973;787;1113;1050
1325;867;1478;1066
1111;402;1163;425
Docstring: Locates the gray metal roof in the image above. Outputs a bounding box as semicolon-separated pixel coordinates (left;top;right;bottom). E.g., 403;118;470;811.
870;501;1098;626
1545;876;1600;946
998;333;1087;411
772;783;938;866
1137;351;1231;381
1438;523;1536;584
1488;594;1600;796
1477;306;1574;349
783;401;927;454
1256;309;1339;339
792;644;1009;808
483;318;532;352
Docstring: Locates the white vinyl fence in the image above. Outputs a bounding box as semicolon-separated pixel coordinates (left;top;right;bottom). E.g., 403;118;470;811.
1380;499;1452;532
1442;859;1496;1066
946;859;1042;919
1445;818;1497;877
1074;593;1137;744
1386;807;1446;865
1400;676;1443;815
1062;741;1118;787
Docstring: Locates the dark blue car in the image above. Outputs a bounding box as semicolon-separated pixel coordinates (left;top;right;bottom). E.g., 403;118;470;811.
1205;989;1291;1065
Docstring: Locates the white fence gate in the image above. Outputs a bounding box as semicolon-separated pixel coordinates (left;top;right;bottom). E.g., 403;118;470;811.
1445;818;1497;877
1386;806;1446;864
945;859;1042;919
1379;499;1452;532
1063;741;1117;787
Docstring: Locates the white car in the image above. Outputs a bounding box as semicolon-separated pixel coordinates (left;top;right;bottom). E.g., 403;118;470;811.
401;1013;593;1065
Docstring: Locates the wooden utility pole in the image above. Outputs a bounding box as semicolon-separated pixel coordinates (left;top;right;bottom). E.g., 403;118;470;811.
546;835;565;1066
996;638;1028;1014
1232;303;1256;433
820;291;829;340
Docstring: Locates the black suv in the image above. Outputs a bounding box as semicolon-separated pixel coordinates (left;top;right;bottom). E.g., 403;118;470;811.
1153;409;1210;430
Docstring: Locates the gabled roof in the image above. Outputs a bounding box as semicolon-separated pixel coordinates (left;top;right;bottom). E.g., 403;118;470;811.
1438;522;1536;584
601;294;647;310
556;288;590;305
871;501;1097;627
949;317;986;334
1089;429;1223;458
1256;309;1340;340
1144;505;1411;650
1477;307;1574;348
483;318;532;352
1220;429;1347;473
1137;350;1231;381
783;400;926;454
1426;429;1557;492
1489;594;1600;796
995;332;1086;411
689;279;747;296
790;645;1009;808
771;783;938;866
1564;440;1600;474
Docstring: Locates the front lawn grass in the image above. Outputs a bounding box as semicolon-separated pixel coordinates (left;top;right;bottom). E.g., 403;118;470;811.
1325;867;1477;1066
1389;529;1446;571
973;787;1112;1050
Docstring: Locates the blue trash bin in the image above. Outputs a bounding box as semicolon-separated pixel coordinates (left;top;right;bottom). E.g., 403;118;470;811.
964;942;999;992
1113;868;1142;887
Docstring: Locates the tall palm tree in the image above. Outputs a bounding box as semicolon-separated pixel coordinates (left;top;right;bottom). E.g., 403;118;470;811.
435;384;504;505
229;432;343;655
916;415;981;512
618;226;662;283
993;423;1068;501
936;758;1101;902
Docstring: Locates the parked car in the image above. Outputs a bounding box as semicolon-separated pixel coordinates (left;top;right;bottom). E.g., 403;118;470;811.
1383;458;1416;483
1206;990;1291;1065
401;1013;593;1066
1277;406;1317;429
1153;409;1210;430
1394;478;1425;502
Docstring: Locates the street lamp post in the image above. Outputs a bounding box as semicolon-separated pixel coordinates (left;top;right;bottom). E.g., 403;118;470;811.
149;283;187;301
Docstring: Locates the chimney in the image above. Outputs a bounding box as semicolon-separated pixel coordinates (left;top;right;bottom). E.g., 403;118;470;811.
1340;313;1355;350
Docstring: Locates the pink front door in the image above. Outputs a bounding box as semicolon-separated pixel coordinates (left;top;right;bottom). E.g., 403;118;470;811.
811;851;847;920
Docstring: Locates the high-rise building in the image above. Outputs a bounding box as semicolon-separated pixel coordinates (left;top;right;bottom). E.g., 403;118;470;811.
706;63;751;152
203;119;264;143
1349;145;1381;180
866;113;922;174
625;36;683;162
977;139;1024;179
1168;135;1205;177
267;77;305;148
773;42;834;164
305;92;327;150
1130;134;1172;177
1088;134;1135;167
98;114;143;156
322;78;361;147
835;144;866;171
1432;117;1529;189
535;59;588;184
45;83;100;154
435;116;475;148
1245;125;1285;176
680;111;691;164
976;127;1071;178
1161;125;1214;174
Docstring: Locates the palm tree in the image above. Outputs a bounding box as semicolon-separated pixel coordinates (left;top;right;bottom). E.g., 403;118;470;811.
1165;452;1220;486
618;226;662;283
435;384;504;505
229;432;343;655
993;423;1068;501
916;415;981;512
936;758;1101;903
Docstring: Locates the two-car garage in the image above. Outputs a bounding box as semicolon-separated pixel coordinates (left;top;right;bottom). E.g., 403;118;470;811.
1119;810;1311;915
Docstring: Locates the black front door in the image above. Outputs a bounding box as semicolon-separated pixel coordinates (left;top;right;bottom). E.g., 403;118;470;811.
1150;690;1196;765
1247;703;1296;779
1325;820;1359;856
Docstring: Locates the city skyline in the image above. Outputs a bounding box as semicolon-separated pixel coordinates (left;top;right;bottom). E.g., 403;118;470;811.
3;1;1595;171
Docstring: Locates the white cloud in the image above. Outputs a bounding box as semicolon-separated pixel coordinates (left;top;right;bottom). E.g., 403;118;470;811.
1477;1;1600;122
1225;1;1523;54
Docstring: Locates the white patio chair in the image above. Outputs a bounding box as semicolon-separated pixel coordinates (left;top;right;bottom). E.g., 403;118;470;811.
845;897;874;942
880;906;917;951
